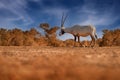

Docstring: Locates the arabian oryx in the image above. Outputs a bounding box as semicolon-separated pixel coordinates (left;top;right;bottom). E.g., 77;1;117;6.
59;14;98;47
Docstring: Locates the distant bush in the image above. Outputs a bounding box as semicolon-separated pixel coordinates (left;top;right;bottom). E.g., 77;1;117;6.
0;24;120;47
0;28;41;46
100;29;120;46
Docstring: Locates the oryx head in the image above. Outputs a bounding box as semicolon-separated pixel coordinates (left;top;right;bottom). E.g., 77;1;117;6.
59;13;68;36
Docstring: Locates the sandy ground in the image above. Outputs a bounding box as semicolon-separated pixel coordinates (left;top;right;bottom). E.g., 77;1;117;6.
0;46;120;80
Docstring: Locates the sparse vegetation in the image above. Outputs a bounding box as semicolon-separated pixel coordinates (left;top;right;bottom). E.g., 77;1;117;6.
0;23;120;47
100;29;120;46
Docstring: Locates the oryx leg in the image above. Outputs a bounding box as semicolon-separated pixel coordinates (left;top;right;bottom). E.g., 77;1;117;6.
74;35;76;42
74;36;77;47
90;35;95;47
78;36;82;47
78;36;80;43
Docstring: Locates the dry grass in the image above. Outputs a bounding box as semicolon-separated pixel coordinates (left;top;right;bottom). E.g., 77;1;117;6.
0;46;120;80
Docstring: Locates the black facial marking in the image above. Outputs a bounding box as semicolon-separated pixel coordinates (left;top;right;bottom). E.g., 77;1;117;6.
61;29;65;34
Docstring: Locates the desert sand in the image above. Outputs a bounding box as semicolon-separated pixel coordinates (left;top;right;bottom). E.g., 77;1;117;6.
0;46;120;80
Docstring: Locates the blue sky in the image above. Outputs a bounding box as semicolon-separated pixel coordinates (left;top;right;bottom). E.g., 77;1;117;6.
0;0;120;40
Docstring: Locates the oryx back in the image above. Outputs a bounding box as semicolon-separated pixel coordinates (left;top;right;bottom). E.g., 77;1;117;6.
65;25;95;37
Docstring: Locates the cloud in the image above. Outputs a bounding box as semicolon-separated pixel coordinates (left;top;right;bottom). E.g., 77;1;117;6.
0;0;37;29
66;0;120;27
79;13;119;26
44;8;66;16
0;0;27;15
42;7;69;18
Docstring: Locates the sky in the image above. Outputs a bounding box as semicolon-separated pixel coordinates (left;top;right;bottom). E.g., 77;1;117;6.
0;0;120;40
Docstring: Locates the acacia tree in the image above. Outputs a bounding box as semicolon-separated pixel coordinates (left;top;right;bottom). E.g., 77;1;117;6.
39;23;60;46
